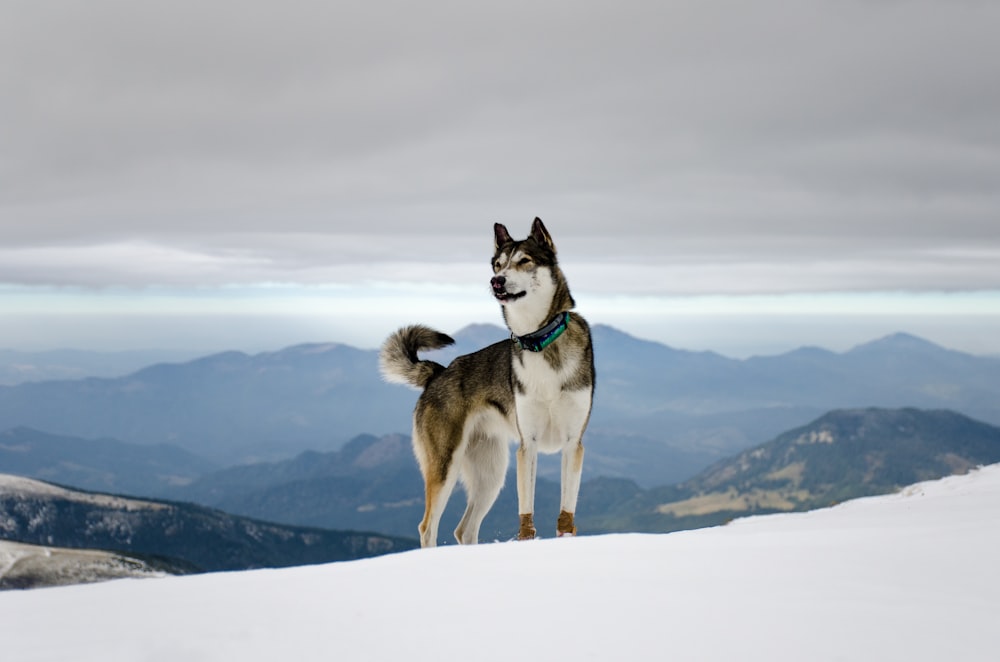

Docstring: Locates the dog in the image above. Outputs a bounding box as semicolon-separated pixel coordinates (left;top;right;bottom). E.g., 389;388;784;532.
379;218;595;547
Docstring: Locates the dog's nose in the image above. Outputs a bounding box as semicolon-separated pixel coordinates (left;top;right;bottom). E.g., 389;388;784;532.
491;275;506;290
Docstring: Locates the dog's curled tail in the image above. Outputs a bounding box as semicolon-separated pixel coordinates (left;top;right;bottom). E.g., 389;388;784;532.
379;325;455;390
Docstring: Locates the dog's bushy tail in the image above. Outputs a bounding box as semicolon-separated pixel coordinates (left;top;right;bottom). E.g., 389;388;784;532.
379;325;455;390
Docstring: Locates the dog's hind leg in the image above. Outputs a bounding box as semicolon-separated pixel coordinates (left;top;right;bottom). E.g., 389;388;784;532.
454;434;509;545
418;467;459;548
415;426;464;548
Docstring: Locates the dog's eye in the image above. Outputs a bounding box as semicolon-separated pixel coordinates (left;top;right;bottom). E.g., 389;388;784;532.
493;261;502;270
517;258;532;267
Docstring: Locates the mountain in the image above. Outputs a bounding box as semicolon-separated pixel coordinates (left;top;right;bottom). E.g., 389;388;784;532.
0;474;417;573
177;432;413;504
3;466;998;660
176;433;423;533
1;328;1000;485
586;408;1000;533
169;408;1000;542
0;427;216;496
0;343;417;464
171;432;564;543
591;327;1000;420
584;327;1000;483
0;348;199;386
0;539;192;590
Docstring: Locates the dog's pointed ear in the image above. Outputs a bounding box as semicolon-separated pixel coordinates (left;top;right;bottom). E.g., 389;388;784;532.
494;223;513;250
530;217;556;253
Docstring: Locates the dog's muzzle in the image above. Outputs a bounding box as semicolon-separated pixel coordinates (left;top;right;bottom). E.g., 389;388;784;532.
491;276;525;302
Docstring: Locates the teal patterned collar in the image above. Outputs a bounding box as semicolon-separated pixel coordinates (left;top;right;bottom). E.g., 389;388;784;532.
512;312;570;352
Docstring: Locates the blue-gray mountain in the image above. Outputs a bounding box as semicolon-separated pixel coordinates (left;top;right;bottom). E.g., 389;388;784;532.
164;408;1000;541
1;328;999;487
0;348;199;386
0;342;416;465
585;407;1000;533
0;427;217;496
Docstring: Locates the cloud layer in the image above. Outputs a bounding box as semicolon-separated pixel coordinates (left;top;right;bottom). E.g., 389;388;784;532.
2;0;999;293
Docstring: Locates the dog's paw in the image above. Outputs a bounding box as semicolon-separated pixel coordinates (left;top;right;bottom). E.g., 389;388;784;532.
556;510;577;537
518;514;536;540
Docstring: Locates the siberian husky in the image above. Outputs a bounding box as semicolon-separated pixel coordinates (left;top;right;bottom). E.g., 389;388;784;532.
379;218;595;547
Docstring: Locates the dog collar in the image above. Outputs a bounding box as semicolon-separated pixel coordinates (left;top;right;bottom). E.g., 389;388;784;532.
513;311;570;352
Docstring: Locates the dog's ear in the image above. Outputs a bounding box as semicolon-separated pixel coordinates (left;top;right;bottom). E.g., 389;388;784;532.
530;217;556;253
494;223;513;250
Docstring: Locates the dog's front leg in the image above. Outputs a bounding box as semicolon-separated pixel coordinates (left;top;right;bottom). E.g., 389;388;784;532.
515;440;538;540
557;440;585;536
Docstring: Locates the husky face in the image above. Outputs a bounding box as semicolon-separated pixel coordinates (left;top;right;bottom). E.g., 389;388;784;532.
490;219;557;306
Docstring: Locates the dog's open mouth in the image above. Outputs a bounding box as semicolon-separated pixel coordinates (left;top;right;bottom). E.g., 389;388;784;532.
494;290;527;303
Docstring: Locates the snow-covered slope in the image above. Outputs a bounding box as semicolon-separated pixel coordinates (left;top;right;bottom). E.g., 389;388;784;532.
2;464;998;661
0;473;170;511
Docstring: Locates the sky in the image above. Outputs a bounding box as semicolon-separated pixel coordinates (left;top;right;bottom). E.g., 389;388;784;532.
2;0;999;356
2;464;999;660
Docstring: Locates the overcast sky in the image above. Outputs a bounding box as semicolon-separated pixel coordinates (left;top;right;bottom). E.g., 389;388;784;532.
1;1;999;355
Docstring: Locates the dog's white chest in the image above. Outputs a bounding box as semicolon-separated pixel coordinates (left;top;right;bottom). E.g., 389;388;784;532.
513;352;591;453
514;350;576;396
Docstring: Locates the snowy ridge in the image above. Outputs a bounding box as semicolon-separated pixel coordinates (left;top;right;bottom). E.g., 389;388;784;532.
2;464;999;661
0;474;168;512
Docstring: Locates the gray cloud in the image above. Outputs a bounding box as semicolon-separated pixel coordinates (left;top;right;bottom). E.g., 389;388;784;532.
1;0;999;292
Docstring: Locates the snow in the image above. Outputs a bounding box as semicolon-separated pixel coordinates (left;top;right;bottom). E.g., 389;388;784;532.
0;474;168;512
2;465;999;661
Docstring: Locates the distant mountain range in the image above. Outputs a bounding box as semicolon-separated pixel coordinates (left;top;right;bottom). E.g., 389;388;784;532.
0;474;417;576
2;408;996;553
0;342;415;466
6;331;998;582
0;427;216;496
2;328;1000;488
0;348;198;386
149;408;1000;543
